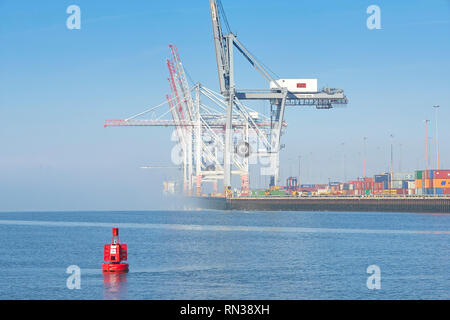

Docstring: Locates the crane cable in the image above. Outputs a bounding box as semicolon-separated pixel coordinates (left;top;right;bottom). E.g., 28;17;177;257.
217;0;280;81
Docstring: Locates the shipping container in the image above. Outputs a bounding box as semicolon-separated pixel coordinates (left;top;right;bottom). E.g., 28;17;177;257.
374;182;385;191
418;170;433;179
416;179;423;189
395;189;408;195
415;170;422;179
270;190;287;195
374;174;389;183
269;79;318;93
424;188;441;195
391;181;402;189
433;170;450;179
393;172;415;181
300;187;316;192
433;179;450;187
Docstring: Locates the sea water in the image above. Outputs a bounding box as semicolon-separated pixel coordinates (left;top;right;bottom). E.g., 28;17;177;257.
0;210;448;299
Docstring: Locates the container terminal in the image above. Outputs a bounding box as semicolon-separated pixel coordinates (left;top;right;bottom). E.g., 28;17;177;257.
183;170;450;214
106;1;450;213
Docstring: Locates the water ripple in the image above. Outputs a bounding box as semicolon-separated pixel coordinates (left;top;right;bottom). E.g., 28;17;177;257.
0;219;449;235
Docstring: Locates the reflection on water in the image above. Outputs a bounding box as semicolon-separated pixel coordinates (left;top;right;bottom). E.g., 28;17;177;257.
103;273;128;300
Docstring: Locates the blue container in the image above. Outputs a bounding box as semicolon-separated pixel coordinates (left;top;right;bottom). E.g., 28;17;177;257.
375;174;389;183
300;184;315;188
423;170;435;179
402;181;409;189
424;188;442;195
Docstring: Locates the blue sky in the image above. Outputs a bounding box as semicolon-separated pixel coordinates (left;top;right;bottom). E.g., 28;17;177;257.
0;0;449;210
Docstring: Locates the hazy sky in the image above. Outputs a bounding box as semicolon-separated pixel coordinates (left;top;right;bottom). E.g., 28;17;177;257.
1;0;449;211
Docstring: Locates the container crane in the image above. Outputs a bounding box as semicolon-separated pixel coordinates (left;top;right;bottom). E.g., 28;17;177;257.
208;0;348;191
106;1;347;198
106;44;274;196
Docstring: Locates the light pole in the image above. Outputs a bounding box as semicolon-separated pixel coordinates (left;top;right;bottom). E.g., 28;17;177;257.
298;155;301;187
424;120;430;173
341;143;346;182
433;105;440;170
389;134;394;190
363;137;368;178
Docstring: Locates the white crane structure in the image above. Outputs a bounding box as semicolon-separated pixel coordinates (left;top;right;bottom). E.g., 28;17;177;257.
106;44;277;196
208;0;347;192
106;0;348;198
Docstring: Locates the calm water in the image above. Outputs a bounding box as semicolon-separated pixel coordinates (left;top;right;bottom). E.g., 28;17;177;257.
0;210;449;300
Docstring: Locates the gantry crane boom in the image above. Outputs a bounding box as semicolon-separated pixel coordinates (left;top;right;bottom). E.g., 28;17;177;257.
208;0;348;188
209;0;229;95
106;1;348;196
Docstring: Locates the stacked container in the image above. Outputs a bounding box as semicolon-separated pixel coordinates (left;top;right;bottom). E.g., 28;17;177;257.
415;170;450;195
374;174;390;190
390;172;415;195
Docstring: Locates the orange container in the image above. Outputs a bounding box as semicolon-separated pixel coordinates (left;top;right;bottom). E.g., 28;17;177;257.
415;179;423;189
433;179;450;188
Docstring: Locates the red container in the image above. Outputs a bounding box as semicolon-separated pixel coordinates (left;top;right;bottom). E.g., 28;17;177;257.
353;181;364;191
374;182;384;191
434;170;450;179
444;188;450;195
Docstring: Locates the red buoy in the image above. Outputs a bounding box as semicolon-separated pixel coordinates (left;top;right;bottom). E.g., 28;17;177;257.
102;228;129;273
